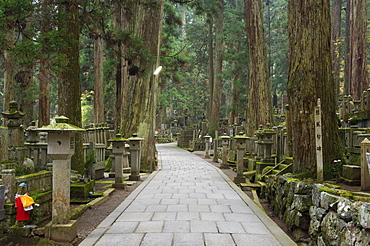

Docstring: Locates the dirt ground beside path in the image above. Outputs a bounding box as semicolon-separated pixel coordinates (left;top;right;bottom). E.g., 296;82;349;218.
72;181;142;245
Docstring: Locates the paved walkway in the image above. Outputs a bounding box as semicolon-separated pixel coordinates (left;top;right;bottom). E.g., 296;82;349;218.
80;143;296;246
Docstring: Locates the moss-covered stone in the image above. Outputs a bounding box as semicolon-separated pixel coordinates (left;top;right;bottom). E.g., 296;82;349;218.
70;180;95;199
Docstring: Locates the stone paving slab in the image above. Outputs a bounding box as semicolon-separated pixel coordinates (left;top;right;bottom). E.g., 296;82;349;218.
80;143;296;246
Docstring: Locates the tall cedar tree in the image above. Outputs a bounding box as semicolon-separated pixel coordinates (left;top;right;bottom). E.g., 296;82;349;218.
244;0;272;135
287;0;342;178
57;0;84;173
209;0;224;134
119;1;164;170
348;0;368;100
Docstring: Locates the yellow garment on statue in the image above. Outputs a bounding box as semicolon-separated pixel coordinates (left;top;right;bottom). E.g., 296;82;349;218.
19;194;35;208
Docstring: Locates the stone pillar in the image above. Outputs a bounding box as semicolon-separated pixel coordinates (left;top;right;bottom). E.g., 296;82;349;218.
123;143;131;173
220;134;230;169
212;131;219;163
37;116;85;242
108;134;127;189
360;138;370;191
0;127;8;162
0;185;5;221
2;169;15;203
204;135;211;159
234;133;247;184
128;134;144;181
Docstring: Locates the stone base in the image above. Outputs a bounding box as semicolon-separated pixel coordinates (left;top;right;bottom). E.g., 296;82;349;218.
123;167;131;173
220;163;229;169
129;175;141;181
112;183;126;189
234;176;246;184
342;165;361;180
9;225;36;237
71;180;95;199
45;220;77;243
256;162;274;174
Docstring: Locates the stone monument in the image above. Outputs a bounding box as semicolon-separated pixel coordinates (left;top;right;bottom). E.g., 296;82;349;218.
37;116;85;242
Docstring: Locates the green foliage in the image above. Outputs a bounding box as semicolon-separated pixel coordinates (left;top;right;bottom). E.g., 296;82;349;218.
81;91;94;126
84;150;96;171
104;157;113;172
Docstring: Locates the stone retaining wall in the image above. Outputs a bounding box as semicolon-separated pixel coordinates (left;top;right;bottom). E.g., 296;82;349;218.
265;174;370;245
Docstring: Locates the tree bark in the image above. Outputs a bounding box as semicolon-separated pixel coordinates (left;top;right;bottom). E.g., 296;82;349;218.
94;33;105;125
38;0;52;127
344;0;350;96
348;0;368;100
244;0;272;135
288;0;343;178
57;0;83;174
120;1;164;170
209;0;224;134
3;27;16;117
207;15;214;123
113;3;123;133
331;0;342;107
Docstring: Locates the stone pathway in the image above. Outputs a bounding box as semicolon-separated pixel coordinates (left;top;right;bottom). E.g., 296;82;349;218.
80;143;296;246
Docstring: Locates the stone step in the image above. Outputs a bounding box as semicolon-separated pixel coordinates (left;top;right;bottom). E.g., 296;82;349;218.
243;170;257;176
272;169;280;175
278;164;290;170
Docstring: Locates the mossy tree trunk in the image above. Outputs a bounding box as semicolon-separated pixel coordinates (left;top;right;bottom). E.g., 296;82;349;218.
244;0;272;136
120;1;164;170
57;0;83;174
288;0;343;179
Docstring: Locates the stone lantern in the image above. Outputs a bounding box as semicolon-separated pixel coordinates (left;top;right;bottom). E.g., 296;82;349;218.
204;134;211;159
128;133;144;181
26;121;39;143
220;134;230;169
108;134;128;189
1;101;27;163
234;132;248;184
37;116;85;242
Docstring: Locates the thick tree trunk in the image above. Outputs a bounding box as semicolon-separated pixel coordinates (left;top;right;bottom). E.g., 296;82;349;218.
288;0;342;179
348;0;368;100
207;15;214;122
39;57;50;127
244;0;272;136
113;3;123;133
38;0;52;127
15;69;34;127
120;1;164;170
209;0;224;134
94;33;105;125
57;0;83;174
331;0;341;107
3;28;16;117
344;0;350;96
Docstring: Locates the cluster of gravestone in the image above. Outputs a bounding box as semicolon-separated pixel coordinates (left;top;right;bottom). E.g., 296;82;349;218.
0;101;145;243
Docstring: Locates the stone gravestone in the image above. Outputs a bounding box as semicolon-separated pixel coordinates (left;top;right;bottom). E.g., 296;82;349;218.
129;134;144;181
360;138;370;191
0;185;5;220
